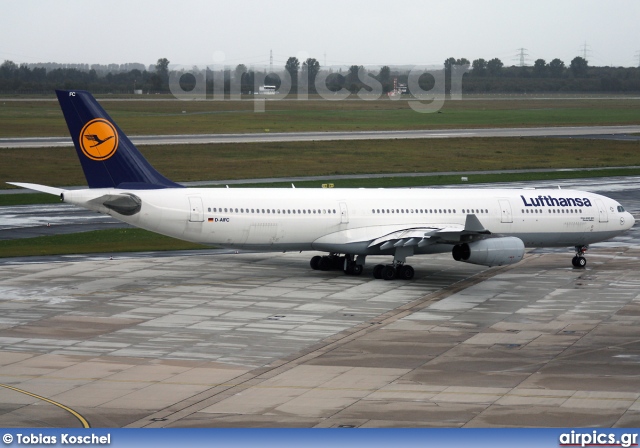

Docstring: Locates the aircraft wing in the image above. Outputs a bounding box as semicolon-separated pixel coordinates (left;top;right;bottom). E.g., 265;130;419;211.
366;214;491;249
313;214;491;250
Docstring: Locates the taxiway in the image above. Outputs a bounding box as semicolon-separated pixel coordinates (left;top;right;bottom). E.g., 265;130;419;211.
2;125;640;148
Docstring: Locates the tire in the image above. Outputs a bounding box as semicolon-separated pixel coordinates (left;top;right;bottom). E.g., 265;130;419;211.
398;265;414;280
578;256;587;267
571;256;579;267
351;264;363;276
319;256;331;271
310;255;322;270
373;264;384;279
381;265;396;281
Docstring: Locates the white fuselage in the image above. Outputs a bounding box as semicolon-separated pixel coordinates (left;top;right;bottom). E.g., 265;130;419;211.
63;187;635;256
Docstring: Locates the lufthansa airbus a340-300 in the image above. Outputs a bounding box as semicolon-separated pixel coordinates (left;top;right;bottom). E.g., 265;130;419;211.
9;90;635;280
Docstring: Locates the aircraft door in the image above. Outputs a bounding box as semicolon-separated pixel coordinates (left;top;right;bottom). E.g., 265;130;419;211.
188;196;204;222
339;202;349;224
498;199;513;223
594;199;608;223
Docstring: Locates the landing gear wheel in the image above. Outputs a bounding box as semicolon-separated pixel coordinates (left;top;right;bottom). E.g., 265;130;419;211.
381;265;396;281
319;256;332;271
572;255;587;268
398;265;415;280
572;246;588;268
310;256;322;270
373;264;384;279
344;260;364;276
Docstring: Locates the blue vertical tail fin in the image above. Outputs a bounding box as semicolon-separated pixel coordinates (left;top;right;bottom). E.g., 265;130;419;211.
56;89;182;189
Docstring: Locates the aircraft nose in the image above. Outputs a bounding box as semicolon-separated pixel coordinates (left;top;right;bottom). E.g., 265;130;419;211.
624;212;635;229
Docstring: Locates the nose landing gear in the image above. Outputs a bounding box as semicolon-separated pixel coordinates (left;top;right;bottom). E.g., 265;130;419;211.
571;245;588;268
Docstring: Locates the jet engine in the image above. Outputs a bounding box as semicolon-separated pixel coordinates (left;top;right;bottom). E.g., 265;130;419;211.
452;237;525;267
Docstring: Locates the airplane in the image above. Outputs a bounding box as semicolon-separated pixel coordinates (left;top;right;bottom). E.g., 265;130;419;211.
8;90;636;280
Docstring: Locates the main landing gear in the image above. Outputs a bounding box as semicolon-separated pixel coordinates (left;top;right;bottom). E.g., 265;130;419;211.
571;245;588;268
310;252;415;280
310;253;364;276
372;262;415;280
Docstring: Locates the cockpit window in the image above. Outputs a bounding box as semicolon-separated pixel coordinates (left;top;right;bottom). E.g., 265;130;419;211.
617;206;625;212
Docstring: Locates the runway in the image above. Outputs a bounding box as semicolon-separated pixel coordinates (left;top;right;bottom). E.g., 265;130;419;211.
0;177;639;427
2;125;640;148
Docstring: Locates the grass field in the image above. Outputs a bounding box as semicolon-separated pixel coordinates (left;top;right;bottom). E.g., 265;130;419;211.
0;228;207;258
1;97;639;137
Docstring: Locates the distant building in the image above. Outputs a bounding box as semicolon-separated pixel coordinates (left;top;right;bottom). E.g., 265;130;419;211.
388;78;407;96
258;85;277;95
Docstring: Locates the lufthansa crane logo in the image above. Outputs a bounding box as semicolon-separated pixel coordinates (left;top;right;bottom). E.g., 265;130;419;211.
79;118;118;161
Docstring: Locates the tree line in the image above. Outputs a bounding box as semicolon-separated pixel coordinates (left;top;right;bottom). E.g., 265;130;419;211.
1;56;639;95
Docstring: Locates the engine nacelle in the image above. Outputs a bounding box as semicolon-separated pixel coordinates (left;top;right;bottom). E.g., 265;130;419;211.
452;237;525;267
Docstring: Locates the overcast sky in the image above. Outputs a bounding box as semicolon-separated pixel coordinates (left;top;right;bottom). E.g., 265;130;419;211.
1;0;638;69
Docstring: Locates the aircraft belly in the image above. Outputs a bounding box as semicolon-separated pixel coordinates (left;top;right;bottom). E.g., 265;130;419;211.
508;231;589;247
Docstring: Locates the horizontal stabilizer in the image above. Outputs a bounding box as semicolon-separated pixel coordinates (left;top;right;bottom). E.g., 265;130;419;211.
7;182;65;196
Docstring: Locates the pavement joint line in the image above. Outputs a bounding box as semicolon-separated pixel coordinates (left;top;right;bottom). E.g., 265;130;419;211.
0;382;90;428
126;259;527;428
